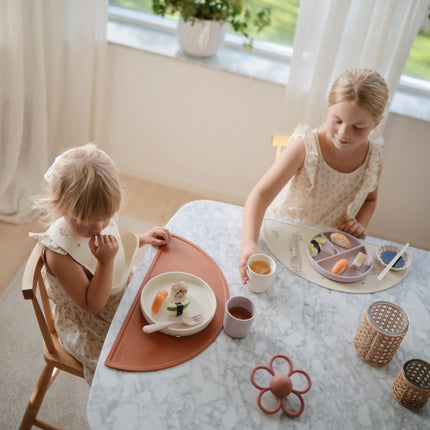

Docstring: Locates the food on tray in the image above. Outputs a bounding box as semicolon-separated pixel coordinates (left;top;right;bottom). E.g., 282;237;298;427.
308;236;326;257
352;252;367;270
249;260;271;275
330;232;352;249
151;289;168;313
308;240;320;257
331;258;349;275
167;281;191;316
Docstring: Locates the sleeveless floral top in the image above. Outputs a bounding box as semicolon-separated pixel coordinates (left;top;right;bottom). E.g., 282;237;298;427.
268;123;384;227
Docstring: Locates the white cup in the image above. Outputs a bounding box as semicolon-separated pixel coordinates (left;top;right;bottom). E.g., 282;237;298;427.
246;253;276;293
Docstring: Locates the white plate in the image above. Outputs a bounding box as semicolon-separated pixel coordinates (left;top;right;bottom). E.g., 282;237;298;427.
140;272;217;336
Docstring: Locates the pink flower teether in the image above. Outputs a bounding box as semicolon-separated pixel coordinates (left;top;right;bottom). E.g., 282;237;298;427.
250;354;311;417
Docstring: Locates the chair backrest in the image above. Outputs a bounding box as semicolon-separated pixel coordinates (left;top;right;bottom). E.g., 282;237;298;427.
22;243;58;355
271;134;290;160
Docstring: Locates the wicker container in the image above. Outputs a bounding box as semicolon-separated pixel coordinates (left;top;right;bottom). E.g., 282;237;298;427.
353;301;409;365
392;359;430;409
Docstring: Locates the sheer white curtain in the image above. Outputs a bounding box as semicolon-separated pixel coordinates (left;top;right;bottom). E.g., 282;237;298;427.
283;0;429;132
0;0;107;222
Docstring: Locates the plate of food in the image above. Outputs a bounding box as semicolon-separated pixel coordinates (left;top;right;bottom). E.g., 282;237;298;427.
306;231;373;283
140;271;217;336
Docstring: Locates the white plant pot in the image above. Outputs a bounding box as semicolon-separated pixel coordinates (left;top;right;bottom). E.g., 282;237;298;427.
177;17;226;57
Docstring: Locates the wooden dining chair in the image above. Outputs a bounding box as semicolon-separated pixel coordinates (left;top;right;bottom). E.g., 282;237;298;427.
271;134;290;160
19;243;84;430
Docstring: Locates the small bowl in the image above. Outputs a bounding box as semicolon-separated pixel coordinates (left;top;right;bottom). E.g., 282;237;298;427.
376;245;412;272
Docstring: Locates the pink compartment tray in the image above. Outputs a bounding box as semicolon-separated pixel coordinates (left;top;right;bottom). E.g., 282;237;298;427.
306;231;373;283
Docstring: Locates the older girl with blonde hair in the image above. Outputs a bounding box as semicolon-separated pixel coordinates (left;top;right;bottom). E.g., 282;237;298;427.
240;68;389;284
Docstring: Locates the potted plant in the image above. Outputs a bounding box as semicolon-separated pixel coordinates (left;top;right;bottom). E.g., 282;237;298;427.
152;0;271;57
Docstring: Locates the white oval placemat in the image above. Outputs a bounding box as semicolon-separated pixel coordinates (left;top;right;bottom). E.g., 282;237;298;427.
262;217;410;294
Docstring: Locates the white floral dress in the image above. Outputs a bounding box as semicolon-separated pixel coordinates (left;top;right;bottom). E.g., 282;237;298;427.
268;123;384;227
30;218;138;384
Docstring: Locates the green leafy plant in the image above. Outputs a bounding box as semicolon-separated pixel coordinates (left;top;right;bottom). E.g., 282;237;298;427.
152;0;271;49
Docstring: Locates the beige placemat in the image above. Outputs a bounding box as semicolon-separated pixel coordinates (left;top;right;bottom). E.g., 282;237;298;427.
262;218;410;294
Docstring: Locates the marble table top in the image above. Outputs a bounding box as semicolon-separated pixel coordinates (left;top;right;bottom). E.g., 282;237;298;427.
87;200;429;430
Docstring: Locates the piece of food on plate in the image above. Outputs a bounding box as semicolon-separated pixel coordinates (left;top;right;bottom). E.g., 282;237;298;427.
352;252;367;270
330;232;352;249
167;281;191;316
308;236;327;257
308;240;321;257
151;289;168;313
331;258;349;275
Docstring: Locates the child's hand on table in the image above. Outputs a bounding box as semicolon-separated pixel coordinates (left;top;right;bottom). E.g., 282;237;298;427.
239;244;262;285
338;219;366;239
138;227;171;247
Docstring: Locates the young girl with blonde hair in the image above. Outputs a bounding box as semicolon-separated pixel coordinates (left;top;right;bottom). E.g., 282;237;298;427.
240;68;389;284
31;143;170;383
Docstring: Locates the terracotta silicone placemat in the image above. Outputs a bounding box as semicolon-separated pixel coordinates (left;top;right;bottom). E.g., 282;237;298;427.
105;234;229;371
263;218;410;294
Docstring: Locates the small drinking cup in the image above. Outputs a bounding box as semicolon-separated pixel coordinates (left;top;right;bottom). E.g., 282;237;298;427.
223;296;256;338
247;253;276;293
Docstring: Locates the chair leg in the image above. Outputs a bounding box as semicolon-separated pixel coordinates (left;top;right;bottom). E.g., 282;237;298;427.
19;363;58;430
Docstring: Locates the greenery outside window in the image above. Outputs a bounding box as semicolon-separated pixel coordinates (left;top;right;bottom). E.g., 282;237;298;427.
109;0;430;96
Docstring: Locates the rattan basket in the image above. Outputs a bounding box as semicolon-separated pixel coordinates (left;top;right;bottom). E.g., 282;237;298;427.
392;359;430;409
353;301;409;365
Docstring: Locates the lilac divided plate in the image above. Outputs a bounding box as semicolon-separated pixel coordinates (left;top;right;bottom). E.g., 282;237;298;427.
306;231;373;283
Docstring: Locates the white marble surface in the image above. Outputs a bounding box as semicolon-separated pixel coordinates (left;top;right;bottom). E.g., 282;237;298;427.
87;200;430;430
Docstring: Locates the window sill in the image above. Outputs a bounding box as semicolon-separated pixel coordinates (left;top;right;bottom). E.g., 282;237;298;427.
107;17;289;86
107;7;430;123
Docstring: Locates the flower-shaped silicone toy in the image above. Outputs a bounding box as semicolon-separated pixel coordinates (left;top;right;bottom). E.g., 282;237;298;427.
250;354;311;417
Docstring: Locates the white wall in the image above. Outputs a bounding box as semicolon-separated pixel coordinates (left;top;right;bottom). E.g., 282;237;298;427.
104;44;430;251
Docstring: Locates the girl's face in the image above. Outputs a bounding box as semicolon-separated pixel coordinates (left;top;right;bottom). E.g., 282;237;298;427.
326;101;379;150
64;216;110;238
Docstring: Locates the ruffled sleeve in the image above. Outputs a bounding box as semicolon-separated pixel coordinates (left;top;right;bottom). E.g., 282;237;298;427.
29;231;68;255
346;127;385;219
267;123;318;217
293;123;319;198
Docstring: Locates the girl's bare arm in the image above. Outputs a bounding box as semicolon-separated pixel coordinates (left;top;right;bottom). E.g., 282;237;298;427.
239;137;306;282
339;162;382;238
45;234;119;314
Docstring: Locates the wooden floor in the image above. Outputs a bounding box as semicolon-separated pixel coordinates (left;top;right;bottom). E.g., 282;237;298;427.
0;175;208;298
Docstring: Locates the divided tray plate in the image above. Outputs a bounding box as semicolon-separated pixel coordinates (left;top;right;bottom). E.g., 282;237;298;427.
140;271;217;336
306;231;373;283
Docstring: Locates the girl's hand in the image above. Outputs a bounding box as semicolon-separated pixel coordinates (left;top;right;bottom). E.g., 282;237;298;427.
338;219;367;238
239;244;262;285
138;227;171;247
89;234;119;264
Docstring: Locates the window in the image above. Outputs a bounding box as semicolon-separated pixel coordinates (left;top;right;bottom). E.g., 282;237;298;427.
109;1;430;92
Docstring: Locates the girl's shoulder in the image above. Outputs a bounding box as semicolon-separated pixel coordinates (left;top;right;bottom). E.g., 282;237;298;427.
288;123;318;153
368;127;385;152
29;231;68;255
291;123;315;140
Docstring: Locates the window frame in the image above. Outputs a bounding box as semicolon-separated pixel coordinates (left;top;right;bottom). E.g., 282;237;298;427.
108;5;430;119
